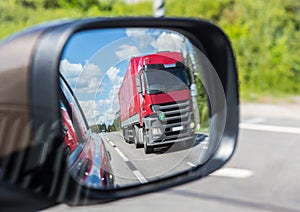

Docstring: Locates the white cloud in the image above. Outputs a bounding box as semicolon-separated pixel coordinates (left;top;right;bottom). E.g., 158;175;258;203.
81;95;119;126
151;32;185;52
77;67;124;126
60;60;117;126
123;28;156;56
118;30;187;61
60;60;104;95
79;100;97;124
60;59;83;78
74;63;104;94
115;44;140;60
60;59;104;95
92;75;123;125
107;67;121;81
59;59;84;88
78;98;118;125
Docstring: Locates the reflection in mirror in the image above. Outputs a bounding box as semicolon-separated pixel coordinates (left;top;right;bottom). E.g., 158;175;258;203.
59;28;219;190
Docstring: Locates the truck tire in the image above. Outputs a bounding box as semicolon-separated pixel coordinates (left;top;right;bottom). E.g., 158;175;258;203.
123;129;130;143
143;130;153;154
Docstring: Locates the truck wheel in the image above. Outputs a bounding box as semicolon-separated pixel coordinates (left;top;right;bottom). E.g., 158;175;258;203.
143;130;153;154
135;135;143;148
123;129;129;143
122;129;126;141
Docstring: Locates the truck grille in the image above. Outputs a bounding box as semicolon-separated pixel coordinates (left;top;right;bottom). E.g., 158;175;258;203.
155;100;193;142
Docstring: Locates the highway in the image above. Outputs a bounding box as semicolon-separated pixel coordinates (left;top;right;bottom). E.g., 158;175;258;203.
47;102;300;211
100;131;209;187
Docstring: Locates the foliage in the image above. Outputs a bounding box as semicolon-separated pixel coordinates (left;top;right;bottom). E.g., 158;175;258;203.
194;74;209;130
166;0;300;98
218;0;300;99
90;123;107;133
1;0;300;99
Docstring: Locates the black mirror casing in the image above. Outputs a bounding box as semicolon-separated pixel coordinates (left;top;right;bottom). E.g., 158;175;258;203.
0;17;239;207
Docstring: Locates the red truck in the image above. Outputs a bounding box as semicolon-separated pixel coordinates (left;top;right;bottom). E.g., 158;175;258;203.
118;52;195;153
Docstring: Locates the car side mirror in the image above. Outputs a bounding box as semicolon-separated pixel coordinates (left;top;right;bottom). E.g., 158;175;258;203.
0;17;239;207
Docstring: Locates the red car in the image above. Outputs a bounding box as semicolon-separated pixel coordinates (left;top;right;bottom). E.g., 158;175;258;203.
60;75;114;189
61;106;79;154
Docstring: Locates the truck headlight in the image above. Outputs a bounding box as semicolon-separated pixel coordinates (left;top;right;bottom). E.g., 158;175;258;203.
152;127;162;136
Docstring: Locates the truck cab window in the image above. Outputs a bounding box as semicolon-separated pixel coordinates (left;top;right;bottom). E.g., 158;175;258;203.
144;66;190;94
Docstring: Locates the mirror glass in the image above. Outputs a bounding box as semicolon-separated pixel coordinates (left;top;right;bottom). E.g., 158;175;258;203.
59;28;223;189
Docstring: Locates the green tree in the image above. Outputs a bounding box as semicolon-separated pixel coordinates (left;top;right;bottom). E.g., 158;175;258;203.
1;0;300;99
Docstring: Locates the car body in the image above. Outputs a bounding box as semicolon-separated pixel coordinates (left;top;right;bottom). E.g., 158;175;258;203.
60;76;114;189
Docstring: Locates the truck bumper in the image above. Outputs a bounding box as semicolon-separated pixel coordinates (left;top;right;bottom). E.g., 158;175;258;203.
144;112;195;147
147;133;195;147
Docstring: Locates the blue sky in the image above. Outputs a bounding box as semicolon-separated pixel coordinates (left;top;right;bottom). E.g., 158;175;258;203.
60;28;189;125
60;28;131;105
61;28;128;65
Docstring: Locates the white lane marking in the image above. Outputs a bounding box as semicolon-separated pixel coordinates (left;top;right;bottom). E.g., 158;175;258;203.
109;140;116;147
240;123;300;134
187;162;196;167
244;117;265;124
114;147;129;162
210;168;253;179
103;132;148;184
133;170;148;184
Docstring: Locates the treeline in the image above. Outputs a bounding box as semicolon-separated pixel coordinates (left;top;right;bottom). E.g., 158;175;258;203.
15;0;116;11
165;0;300;99
1;0;300;98
0;0;152;39
90;123;118;133
90;111;121;133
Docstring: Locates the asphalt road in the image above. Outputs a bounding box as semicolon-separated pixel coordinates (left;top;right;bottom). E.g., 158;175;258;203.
47;102;300;212
100;131;209;188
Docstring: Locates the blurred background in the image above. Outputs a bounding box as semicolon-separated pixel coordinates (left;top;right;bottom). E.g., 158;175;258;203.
1;0;300;102
2;1;300;211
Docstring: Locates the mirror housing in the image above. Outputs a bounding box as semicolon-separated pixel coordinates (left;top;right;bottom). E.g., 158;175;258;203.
0;17;239;206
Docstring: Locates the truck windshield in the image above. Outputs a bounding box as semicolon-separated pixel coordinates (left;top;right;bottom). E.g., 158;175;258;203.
144;67;191;94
